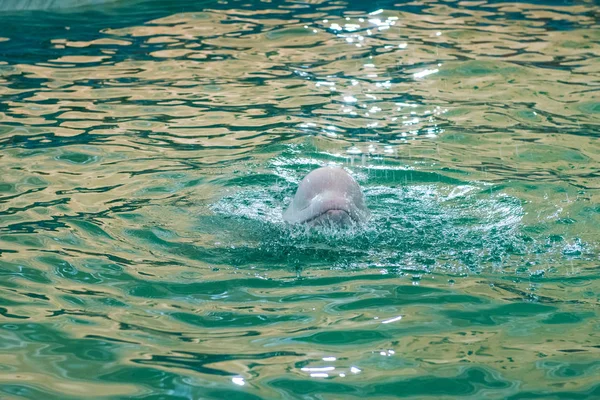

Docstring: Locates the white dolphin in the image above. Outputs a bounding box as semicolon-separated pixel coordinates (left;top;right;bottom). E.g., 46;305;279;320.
283;166;370;226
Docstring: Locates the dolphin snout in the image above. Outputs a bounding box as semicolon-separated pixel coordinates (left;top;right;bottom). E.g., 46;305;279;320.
309;209;353;227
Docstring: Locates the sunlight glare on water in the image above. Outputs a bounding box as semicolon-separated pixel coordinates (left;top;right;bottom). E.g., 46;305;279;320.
0;0;598;398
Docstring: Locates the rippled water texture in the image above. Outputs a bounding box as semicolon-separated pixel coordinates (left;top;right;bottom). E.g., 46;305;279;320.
0;0;599;398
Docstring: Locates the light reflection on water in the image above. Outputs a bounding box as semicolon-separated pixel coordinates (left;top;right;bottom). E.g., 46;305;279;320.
0;0;598;398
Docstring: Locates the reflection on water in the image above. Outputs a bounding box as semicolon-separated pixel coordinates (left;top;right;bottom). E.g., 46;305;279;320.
0;0;598;398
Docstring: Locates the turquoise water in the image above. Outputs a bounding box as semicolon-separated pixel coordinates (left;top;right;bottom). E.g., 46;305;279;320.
0;0;599;398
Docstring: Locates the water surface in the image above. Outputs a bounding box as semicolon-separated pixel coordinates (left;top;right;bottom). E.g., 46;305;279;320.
0;0;598;398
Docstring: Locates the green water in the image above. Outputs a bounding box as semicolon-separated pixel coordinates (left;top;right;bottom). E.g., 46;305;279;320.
0;0;599;398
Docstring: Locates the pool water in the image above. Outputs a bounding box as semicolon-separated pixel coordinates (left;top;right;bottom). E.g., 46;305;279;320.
0;0;598;398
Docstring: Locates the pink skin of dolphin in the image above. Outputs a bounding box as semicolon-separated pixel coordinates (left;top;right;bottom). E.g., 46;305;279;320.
283;166;370;226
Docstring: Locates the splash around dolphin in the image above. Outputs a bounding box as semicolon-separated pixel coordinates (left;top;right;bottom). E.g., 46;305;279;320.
283;166;370;227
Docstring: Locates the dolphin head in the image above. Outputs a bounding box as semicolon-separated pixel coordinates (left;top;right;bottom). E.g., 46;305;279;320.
283;166;370;227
